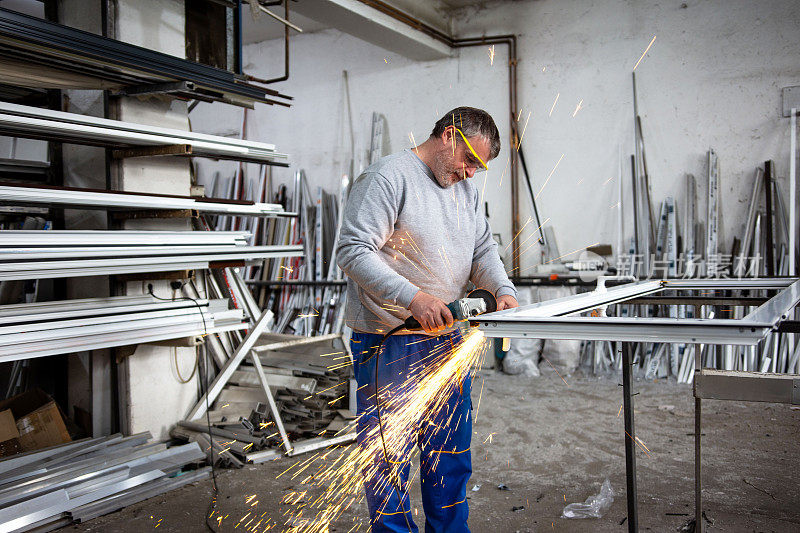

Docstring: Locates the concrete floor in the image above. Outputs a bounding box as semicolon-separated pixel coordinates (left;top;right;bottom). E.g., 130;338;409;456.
71;369;800;532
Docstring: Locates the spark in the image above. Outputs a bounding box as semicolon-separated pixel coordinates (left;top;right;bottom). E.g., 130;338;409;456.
487;45;495;65
610;202;621;209
504;216;532;253
542;66;546;72
625;430;651;456
277;330;489;532
516;108;523;121
515;111;532;150
544;242;600;265
572;99;583;117
603;176;614;185
384;57;389;64
498;156;510;187
633;35;657;71
617;404;623;417
279;265;293;273
541;355;569;386
482;432;497;444
548;93;560;117
408;131;417;151
474;377;485;422
535;153;565;199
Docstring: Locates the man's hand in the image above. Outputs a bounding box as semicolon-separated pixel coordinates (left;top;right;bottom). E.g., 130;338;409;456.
496;294;519;311
408;291;454;333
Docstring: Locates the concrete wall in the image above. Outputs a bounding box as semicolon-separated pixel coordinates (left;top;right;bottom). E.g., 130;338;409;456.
192;0;800;272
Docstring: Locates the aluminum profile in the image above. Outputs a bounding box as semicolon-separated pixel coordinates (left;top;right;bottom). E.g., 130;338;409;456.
0;183;295;217
0;102;288;165
0;296;247;362
0;7;291;108
0;439;205;533
0;231;303;282
472;278;800;345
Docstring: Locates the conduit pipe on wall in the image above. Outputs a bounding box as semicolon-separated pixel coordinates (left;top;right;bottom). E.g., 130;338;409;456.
353;0;521;272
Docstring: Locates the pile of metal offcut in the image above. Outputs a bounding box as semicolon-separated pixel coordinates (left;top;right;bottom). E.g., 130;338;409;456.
0;432;209;532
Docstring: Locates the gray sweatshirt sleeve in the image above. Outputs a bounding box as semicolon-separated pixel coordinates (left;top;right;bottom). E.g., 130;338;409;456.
469;189;517;299
336;173;420;308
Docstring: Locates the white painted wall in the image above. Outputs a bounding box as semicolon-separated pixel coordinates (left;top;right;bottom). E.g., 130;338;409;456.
193;0;800;273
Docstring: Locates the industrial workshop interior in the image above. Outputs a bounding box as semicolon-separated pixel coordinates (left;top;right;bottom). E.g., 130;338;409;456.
0;0;799;532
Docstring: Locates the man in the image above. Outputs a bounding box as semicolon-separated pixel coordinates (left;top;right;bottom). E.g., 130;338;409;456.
337;106;518;532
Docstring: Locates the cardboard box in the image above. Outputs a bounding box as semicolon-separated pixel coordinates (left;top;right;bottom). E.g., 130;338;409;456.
0;409;21;457
0;389;71;453
15;401;71;452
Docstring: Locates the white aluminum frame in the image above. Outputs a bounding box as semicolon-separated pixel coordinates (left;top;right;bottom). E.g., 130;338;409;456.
471;278;800;345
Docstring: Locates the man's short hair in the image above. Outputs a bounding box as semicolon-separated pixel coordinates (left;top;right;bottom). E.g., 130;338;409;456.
430;106;501;160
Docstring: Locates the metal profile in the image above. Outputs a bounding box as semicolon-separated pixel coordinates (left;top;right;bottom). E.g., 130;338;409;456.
0;183;295;217
472;279;800;345
0;297;246;363
0;7;291;108
0;102;288;165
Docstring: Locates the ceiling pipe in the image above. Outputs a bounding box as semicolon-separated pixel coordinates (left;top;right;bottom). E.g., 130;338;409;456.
353;0;522;273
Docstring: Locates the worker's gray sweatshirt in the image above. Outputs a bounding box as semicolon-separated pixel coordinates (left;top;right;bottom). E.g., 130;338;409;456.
336;149;517;334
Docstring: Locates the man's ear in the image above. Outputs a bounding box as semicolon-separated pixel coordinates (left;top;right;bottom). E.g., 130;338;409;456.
440;125;457;152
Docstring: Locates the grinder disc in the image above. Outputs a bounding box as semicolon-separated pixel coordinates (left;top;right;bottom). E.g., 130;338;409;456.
467;288;497;314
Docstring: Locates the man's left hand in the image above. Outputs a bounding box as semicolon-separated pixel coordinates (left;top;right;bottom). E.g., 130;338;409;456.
496;294;518;311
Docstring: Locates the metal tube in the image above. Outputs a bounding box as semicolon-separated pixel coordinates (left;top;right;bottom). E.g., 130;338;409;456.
694;304;703;533
791;109;797;277
621;342;638;532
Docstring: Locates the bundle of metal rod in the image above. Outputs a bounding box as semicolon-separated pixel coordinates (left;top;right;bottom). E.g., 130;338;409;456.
0;7;291;108
0;432;209;532
0;230;303;281
0;102;288;165
0;182;296;217
224;170;349;336
0;295;246;362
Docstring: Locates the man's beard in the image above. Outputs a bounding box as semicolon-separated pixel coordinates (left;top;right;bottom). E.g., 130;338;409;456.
429;151;464;188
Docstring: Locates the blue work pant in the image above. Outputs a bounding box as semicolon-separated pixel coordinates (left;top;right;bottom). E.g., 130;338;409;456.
351;330;472;533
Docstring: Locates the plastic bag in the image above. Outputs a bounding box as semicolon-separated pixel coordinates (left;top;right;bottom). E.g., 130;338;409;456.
561;479;614;519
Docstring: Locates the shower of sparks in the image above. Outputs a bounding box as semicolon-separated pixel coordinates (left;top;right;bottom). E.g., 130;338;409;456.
488;45;495;65
572;99;584;117
268;330;489;532
548;93;560;117
535;153;565;199
632;35;657;71
515;111;532;150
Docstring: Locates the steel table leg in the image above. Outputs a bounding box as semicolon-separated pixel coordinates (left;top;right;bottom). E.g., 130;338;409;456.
622;341;639;532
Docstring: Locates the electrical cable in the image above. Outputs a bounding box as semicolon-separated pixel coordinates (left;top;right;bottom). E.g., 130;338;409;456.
374;323;413;532
147;282;220;532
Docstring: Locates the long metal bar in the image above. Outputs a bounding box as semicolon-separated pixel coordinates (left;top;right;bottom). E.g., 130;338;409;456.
248;348;293;453
187;310;274;420
694;304;703;533
621;342;638;533
0;104;287;165
0;183;292;216
0;229;251;245
765;160;776;276
791;108;797;277
0;7;291;107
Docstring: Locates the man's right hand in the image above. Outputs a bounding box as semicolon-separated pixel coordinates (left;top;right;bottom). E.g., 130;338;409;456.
407;291;454;334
